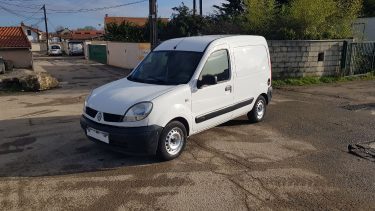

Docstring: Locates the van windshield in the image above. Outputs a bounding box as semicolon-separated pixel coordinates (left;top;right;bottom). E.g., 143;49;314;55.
128;51;203;85
51;45;60;49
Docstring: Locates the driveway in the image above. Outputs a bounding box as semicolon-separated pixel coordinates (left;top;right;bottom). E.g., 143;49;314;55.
0;59;374;210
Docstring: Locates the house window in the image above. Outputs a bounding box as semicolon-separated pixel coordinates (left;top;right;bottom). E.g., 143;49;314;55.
27;29;31;36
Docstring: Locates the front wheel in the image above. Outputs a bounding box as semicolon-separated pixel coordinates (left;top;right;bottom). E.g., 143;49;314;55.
247;96;267;123
157;121;187;161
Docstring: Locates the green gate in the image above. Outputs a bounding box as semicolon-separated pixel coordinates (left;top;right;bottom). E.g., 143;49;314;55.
343;41;375;75
89;44;107;64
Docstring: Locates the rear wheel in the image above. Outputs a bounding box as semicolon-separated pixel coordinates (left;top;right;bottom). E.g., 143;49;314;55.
157;121;187;161
248;96;267;123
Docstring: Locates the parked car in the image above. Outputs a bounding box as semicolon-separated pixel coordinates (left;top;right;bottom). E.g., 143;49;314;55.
67;42;83;56
0;57;5;74
49;44;62;56
80;35;272;160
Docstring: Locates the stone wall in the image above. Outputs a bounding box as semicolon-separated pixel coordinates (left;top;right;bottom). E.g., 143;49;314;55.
268;40;345;78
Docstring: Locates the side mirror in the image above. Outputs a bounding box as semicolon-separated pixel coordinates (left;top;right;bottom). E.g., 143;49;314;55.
197;75;217;89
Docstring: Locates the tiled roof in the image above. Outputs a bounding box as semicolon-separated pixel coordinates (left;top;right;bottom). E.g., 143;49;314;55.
105;16;169;26
0;27;31;48
71;30;104;40
21;22;43;34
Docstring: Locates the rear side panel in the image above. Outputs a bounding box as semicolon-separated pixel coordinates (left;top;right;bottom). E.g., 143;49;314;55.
231;44;270;115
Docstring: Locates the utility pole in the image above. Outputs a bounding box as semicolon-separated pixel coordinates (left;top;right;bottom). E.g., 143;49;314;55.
149;0;157;50
193;0;196;16
42;4;49;54
199;0;202;16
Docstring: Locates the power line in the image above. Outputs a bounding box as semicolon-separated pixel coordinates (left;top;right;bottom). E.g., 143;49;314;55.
0;5;40;20
47;19;58;32
29;18;44;28
0;1;42;9
47;0;148;13
21;7;42;22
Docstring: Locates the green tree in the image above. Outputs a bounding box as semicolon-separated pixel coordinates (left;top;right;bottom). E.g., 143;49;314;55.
281;0;362;39
275;0;290;5
213;0;245;18
362;0;375;17
165;3;206;38
243;0;277;36
77;26;96;31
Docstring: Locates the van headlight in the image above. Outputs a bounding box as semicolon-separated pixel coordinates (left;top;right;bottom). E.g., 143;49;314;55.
83;91;92;112
123;102;153;122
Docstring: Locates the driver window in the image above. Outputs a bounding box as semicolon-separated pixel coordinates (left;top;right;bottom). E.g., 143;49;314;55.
199;49;230;83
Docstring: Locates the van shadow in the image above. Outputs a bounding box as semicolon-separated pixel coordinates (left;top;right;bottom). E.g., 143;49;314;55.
0;115;158;177
218;116;251;127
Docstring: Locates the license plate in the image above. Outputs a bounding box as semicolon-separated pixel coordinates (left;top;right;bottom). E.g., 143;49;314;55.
86;127;109;144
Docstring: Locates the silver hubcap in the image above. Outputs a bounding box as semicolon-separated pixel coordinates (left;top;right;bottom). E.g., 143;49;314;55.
256;100;265;120
165;127;184;155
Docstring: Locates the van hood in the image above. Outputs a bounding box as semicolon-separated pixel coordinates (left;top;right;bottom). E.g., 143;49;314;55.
87;78;176;115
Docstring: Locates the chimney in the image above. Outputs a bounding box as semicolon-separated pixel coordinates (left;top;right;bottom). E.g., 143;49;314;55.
20;22;25;26
105;14;108;18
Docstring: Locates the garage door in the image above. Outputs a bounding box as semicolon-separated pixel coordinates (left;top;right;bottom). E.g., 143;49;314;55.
89;44;107;64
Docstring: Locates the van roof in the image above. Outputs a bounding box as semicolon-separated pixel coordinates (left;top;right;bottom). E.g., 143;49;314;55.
154;35;266;52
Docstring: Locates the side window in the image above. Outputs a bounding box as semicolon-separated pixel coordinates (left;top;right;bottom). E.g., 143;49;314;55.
27;29;31;36
199;50;230;85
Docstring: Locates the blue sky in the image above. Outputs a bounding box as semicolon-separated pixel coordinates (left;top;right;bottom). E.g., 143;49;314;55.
0;0;224;31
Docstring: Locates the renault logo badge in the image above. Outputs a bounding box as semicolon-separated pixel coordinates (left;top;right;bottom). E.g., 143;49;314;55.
96;112;102;121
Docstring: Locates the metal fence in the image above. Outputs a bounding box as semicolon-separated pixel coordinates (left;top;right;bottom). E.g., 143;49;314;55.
343;41;375;75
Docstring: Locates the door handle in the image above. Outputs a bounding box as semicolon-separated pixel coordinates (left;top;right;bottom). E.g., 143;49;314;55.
225;85;232;92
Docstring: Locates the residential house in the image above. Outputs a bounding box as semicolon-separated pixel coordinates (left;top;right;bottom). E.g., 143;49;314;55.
59;28;73;41
353;17;375;41
20;22;42;43
104;14;169;28
0;27;32;68
71;30;104;40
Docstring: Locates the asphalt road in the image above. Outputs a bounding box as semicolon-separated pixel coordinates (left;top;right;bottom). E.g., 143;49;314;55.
0;59;374;210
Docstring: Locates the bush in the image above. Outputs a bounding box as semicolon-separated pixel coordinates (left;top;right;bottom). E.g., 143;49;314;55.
280;0;362;39
105;22;148;42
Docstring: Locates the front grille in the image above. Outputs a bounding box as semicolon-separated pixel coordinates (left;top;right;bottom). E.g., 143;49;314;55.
86;107;123;122
103;112;123;122
85;107;97;118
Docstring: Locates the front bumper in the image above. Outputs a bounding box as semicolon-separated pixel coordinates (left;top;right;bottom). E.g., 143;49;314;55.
80;115;163;155
49;52;61;55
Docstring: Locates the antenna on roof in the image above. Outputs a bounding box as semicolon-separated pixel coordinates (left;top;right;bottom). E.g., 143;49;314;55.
173;37;186;50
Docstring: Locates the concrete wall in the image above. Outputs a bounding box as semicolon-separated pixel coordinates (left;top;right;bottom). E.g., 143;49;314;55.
107;42;150;69
268;40;344;78
0;48;33;68
83;41;91;60
31;43;47;52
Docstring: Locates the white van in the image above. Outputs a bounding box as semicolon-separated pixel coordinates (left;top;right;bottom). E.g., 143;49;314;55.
80;35;272;160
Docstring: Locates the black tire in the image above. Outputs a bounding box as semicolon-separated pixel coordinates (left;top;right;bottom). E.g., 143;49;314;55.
247;95;267;123
157;121;187;161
